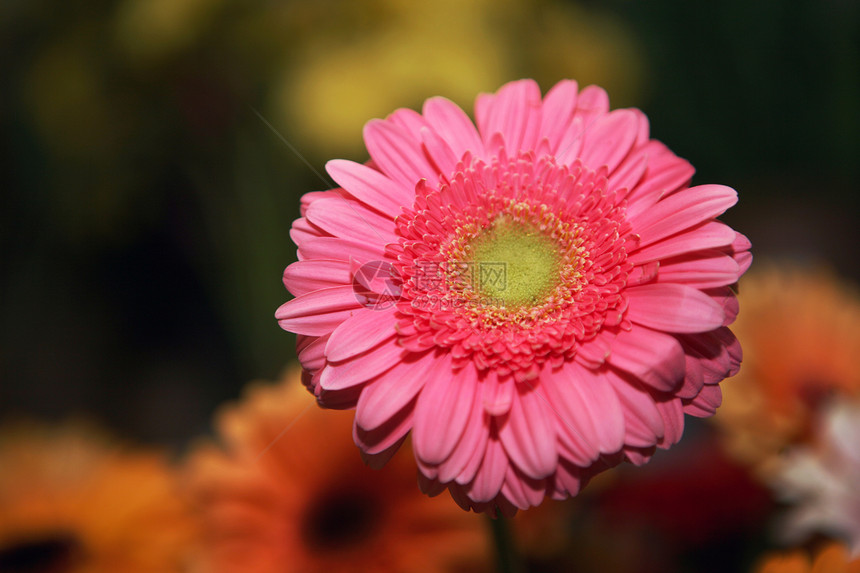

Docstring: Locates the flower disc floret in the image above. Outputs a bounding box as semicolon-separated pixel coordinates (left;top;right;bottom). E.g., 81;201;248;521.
391;152;634;378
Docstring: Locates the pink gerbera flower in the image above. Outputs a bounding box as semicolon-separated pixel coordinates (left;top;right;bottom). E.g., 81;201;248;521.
277;79;751;516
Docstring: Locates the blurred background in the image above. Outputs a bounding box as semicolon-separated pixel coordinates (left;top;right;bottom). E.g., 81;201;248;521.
1;0;859;570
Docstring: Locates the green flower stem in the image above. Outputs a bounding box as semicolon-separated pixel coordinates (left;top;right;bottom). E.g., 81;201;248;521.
486;514;526;573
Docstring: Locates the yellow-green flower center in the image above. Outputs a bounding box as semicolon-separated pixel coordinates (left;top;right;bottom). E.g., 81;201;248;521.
468;219;562;308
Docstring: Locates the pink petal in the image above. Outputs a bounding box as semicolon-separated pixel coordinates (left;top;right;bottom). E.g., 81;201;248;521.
296;334;328;372
464;436;508;503
627;221;737;265
353;351;436;430
578;109;640;174
608;327;686;392
421;96;485;160
475;79;542;153
576;332;613;368
436;386;490;483
417;472;447;497
626;283;726;333
386;107;430;137
501;466;546;510
678;327;742;385
631;184;738;248
319;338;410;391
290;216;325;248
624;446;656;466
554;116;585;165
705;286;740;325
326;159;412;217
497;384;558;480
554;419;596;466
656;251;741;288
676;354;706;400
360;434;408;470
316;383;363;410
298;236;386;263
539;79;579;152
354;405;412;458
282;259;351;297
552;363;627;454
731;231;753;275
627;141;694;202
540;367;604;461
608;153;648;196
412;355;478;465
306;197;397;244
363;119;437;188
420;126;459;178
552;460;586;498
574;85;610;120
325;306;397;362
606;371;665;447
482;370;515;416
655;397;685;448
276;286;361;336
683;384;723;418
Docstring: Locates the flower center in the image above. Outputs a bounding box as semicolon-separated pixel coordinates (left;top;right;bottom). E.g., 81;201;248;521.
467;218;562;308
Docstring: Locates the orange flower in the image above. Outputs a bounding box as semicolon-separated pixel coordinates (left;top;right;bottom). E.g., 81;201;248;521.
754;542;860;573
715;264;860;472
0;421;195;573
185;367;490;573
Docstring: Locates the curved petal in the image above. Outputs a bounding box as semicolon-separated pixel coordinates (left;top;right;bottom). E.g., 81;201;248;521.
731;231;753;275
498;384;558;480
290;216;325;248
656;251;741;288
354;405;413;458
578;109;640;174
363;119;438;188
626;141;694;209
501;466;546;510
475;79;542;153
276;286;361;336
325;306;398;362
421;96;485;161
464;436;508;503
282;259;351;297
606;371;665;448
482;370;515;416
436;389;490;483
627;221;737;265
683;384;722;418
608;327;686;392
655;397;685;448
298;236;387;263
296;334;328;373
326;159;412;216
630;184;738;248
539;79;579;152
420;126;459;178
573;85;610;122
320;338;410;391
626;283;726;333
543;361;626;455
413;354;478;465
306;197;397;244
353;351;436;430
